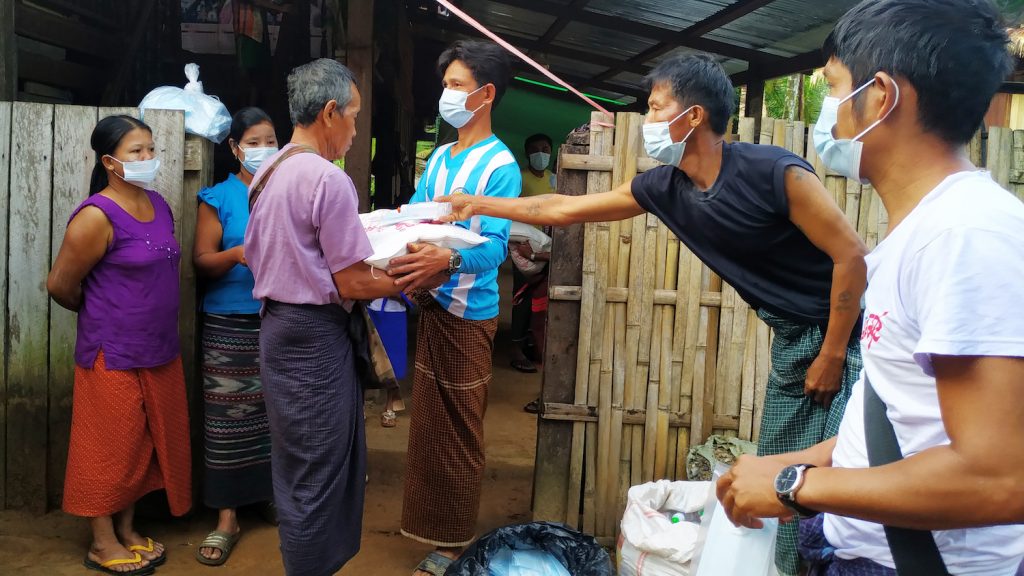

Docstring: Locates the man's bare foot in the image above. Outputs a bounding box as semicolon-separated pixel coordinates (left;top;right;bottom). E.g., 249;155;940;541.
87;542;150;573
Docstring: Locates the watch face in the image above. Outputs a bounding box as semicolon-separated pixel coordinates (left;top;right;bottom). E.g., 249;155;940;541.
775;466;799;493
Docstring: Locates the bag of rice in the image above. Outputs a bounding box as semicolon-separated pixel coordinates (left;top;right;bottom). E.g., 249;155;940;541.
359;205;487;269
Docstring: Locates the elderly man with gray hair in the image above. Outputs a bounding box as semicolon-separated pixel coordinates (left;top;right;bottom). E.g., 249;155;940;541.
244;58;406;575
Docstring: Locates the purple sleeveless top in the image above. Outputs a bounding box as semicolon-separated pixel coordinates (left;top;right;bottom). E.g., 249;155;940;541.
71;190;181;370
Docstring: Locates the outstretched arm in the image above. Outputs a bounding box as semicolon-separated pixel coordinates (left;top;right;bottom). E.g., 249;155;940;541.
438;178;646;227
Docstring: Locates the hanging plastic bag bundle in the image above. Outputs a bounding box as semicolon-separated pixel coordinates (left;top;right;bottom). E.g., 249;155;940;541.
139;63;232;143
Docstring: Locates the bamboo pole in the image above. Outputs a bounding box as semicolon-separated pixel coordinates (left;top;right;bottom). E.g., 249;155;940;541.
1011;130;1024;202
988;126;1012;190
760;117;775;145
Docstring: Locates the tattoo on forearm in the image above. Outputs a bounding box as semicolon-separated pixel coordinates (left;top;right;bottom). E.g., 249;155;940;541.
836;290;854;312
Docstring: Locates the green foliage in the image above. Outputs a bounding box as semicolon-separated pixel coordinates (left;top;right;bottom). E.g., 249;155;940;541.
802;75;829;125
759;74;830;125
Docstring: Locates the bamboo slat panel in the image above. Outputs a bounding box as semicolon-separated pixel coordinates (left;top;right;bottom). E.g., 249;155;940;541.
0;101;10;508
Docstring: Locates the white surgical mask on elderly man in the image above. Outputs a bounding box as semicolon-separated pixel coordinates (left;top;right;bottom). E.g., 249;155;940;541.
813;77;900;184
528;152;550;171
642;106;697;168
439;85;486;129
108;156;161;187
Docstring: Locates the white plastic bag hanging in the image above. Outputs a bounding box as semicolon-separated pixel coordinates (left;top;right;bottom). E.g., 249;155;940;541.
618;480;712;576
139;64;232;143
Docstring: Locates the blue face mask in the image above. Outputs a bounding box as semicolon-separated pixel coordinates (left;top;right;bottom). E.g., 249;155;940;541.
813;78;900;184
642;106;696;168
238;146;278;174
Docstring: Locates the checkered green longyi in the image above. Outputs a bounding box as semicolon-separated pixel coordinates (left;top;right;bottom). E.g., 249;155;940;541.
754;309;863;576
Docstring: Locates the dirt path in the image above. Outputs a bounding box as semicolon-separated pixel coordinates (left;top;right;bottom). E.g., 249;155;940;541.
0;277;542;575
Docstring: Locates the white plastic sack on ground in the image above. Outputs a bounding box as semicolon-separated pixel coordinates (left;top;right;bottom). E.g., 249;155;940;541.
489;548;571;576
139;63;231;143
509;222;552;253
617;480;713;576
359;208;487;269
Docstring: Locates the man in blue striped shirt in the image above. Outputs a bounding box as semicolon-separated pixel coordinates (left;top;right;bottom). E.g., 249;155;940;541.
387;40;521;576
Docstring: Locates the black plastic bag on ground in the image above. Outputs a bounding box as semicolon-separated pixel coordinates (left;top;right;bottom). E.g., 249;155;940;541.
446;522;614;576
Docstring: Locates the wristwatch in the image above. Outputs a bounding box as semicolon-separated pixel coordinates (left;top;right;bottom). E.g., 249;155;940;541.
446;249;463;276
774;464;819;516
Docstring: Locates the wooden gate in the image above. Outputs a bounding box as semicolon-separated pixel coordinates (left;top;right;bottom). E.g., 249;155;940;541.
533;111;1020;543
0;102;212;512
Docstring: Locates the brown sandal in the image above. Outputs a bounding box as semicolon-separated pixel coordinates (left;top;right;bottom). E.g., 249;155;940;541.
381;409;397;428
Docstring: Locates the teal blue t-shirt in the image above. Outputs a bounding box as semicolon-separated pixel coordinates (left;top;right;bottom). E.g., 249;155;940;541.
198;173;260;314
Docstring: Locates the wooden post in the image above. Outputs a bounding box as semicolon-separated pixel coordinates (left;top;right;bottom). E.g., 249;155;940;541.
182;134;213;506
532;131;589;524
745;77;765;138
0;0;14;101
47;105;97;509
346;0;374;211
0;102;10;507
6;102;53;512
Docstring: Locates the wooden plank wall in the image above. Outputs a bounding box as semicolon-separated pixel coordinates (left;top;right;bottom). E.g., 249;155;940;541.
536;113;1014;543
0;104;209;512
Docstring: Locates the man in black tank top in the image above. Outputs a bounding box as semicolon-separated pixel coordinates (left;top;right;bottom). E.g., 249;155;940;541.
439;54;867;575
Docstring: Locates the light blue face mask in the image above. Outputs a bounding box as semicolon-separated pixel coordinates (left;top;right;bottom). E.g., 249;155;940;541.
439;85;486;129
813;77;900;184
239;146;278;175
643;106;696;168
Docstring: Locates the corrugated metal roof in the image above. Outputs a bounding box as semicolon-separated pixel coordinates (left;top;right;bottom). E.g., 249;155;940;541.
550;21;660;60
584;0;731;31
414;0;864;102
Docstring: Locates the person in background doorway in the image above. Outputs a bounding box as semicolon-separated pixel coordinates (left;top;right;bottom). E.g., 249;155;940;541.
193;106;279;566
48;114;191;575
385;40;521;576
510;133;554;377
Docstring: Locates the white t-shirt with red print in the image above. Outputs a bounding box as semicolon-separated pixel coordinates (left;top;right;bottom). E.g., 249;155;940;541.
824;171;1024;575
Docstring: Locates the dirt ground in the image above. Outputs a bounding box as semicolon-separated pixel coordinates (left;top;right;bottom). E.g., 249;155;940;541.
0;268;542;576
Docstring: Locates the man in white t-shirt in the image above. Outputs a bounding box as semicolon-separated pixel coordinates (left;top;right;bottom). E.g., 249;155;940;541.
716;1;1024;574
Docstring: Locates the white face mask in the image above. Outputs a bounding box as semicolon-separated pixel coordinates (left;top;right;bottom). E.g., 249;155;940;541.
528;151;550;171
238;146;278;174
109;156;161;187
812;78;900;184
642;106;696;168
439;86;486;129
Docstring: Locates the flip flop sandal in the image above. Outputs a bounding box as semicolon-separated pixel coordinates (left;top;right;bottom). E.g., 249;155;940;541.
128;537;166;567
84;551;155;576
381;409;398;428
195;530;241;567
523;398;540;414
415;551;454;575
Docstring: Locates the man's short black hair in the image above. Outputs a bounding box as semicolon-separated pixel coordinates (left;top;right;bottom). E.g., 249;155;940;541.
823;0;1012;145
643;54;735;135
525;133;552;150
437;40;512;108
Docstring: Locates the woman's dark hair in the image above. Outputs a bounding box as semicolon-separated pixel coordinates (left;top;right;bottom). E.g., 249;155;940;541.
229;106;274;144
89;115;152;196
437;40;512;108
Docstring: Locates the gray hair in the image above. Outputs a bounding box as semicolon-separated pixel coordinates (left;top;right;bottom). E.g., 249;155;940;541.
286;59;357;126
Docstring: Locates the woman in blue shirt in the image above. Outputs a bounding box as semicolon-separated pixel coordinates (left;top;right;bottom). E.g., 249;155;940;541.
192;107;278;566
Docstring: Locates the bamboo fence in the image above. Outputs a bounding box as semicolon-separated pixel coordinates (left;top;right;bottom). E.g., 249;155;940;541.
534;111;1019;543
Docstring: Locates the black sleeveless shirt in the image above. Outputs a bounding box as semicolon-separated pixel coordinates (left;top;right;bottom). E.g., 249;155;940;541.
631;142;833;325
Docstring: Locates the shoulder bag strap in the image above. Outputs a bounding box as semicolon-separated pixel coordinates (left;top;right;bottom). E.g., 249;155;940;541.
247;145;318;212
863;375;951;576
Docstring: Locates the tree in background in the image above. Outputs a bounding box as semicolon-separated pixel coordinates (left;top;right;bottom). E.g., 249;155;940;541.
763;73;829;124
